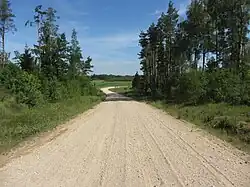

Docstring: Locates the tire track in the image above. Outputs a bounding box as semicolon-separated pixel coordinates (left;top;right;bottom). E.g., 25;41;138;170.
133;108;184;187
124;105;149;187
101;102;127;187
139;103;247;186
150;106;249;185
98;103;118;187
154;116;235;186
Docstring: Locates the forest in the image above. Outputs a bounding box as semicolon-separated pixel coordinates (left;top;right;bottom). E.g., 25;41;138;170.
0;1;103;151
133;0;250;145
136;0;250;105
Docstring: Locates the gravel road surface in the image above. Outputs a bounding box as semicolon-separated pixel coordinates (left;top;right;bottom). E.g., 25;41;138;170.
0;87;250;187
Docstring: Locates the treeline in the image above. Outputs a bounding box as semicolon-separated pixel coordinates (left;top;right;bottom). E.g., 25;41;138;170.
135;0;250;105
0;1;98;107
91;74;134;81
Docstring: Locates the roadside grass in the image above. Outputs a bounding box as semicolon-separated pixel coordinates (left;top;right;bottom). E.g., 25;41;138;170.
92;80;131;88
0;93;103;153
111;87;250;153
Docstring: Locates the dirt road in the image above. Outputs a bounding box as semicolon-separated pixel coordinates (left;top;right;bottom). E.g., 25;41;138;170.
0;87;250;187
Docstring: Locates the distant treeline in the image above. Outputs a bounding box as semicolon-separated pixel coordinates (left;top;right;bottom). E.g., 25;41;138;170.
91;74;134;81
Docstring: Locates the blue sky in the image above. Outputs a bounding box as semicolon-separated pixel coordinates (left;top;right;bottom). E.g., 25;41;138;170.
7;0;190;75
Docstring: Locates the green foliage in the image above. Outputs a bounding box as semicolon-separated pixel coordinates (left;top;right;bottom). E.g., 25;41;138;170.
0;64;43;106
0;4;101;152
137;0;250;106
82;56;93;75
132;72;140;89
14;47;36;72
14;71;43;106
177;71;207;104
0;0;16;67
150;101;250;145
0;63;20;88
69;29;82;77
0;96;102;152
41;77;64;101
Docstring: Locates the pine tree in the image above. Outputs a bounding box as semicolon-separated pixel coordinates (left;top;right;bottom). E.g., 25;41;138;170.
14;46;35;72
54;33;69;80
147;23;158;93
162;1;179;96
138;31;149;93
37;7;59;78
69;29;82;78
25;5;47;71
132;71;140;90
81;56;93;75
19;47;35;72
186;0;205;69
0;0;16;67
137;0;250;104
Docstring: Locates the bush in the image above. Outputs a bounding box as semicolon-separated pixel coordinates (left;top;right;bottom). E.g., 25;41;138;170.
205;69;250;105
42;78;67;101
0;63;21;89
210;116;236;130
0;64;43;106
206;70;239;103
14;72;43;106
177;70;207;104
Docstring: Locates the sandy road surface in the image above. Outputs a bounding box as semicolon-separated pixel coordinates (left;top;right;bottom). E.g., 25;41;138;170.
0;87;250;187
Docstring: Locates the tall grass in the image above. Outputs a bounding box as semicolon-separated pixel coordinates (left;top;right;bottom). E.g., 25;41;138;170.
0;96;102;152
151;101;250;150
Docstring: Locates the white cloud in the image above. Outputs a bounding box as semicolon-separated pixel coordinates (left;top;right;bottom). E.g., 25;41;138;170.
151;10;162;16
60;20;90;34
53;0;89;17
84;33;138;48
178;0;191;16
79;32;139;57
78;32;140;75
151;0;191;17
93;59;140;75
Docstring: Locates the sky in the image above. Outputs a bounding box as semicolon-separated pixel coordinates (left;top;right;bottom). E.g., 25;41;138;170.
7;0;191;75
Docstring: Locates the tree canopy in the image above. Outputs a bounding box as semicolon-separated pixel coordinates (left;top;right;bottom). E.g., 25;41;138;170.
136;0;250;105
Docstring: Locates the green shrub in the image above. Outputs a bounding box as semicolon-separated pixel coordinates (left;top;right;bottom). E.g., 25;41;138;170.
0;63;21;89
0;65;43;106
41;77;66;102
177;70;207;104
205;69;250;105
210;116;236;131
13;72;43;106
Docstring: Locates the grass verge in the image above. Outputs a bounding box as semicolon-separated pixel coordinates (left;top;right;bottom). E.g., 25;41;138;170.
0;95;103;153
111;87;250;153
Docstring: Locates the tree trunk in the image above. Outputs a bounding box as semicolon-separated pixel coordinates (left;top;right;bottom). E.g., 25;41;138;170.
202;52;206;71
2;27;5;68
215;20;218;63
